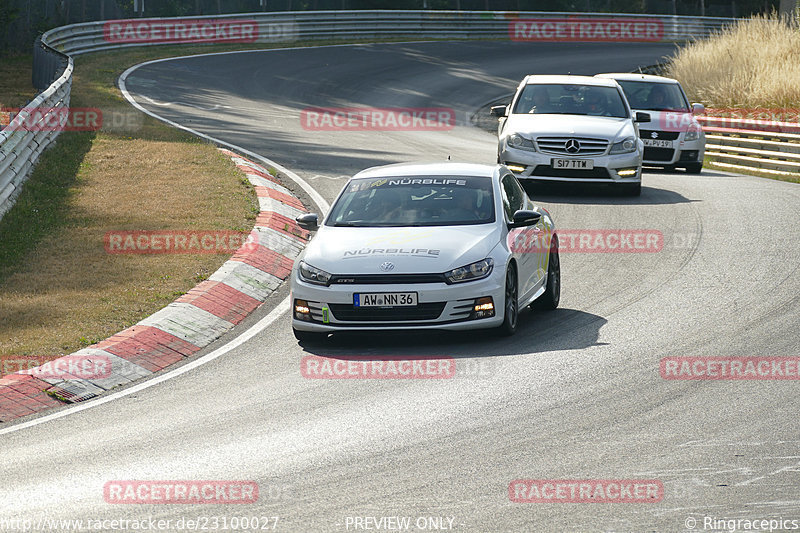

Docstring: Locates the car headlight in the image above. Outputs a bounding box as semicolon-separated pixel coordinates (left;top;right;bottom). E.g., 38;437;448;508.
610;136;637;154
685;128;701;141
506;133;536;151
298;261;332;286
444;258;494;284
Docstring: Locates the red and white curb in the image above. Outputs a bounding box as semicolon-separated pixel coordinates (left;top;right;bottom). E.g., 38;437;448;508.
0;150;308;422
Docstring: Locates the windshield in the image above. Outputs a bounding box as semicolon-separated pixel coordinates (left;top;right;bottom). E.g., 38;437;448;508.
616;80;690;112
512;83;629;118
326;176;495;227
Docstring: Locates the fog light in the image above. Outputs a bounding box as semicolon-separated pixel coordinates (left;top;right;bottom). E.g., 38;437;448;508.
295;299;311;321
617;168;637;177
473;297;495;319
507;164;526;173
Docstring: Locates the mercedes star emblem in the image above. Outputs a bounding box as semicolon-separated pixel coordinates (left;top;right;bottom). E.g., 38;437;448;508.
565;139;581;153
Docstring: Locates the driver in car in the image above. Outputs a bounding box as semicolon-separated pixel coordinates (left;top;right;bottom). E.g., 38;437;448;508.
584;89;608;116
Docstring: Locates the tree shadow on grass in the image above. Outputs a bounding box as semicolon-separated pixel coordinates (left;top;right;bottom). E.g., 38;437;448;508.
0;130;95;279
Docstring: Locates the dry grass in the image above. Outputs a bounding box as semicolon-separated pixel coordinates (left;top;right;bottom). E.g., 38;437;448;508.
667;14;800;108
0;49;258;357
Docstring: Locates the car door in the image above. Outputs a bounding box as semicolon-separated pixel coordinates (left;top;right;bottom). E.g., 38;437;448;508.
501;173;544;302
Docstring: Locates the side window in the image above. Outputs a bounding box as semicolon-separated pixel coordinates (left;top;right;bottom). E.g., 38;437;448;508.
501;174;524;220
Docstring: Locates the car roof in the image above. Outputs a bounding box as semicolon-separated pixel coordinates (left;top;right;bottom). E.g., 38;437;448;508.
352;161;499;180
521;74;620;87
595;73;681;84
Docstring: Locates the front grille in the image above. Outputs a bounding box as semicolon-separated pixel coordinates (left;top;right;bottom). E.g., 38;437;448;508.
531;165;611;179
644;147;675;162
640;130;680;141
329;302;446;322
536;136;609;156
330;273;446;285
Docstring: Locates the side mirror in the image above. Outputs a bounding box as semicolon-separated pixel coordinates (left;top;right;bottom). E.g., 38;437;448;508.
296;213;319;231
635;111;651;123
691;103;705;115
490;105;508;118
509;210;541;228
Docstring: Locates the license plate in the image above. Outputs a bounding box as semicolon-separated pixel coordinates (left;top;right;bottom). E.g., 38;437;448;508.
642;139;673;148
354;292;418;307
552;159;594;170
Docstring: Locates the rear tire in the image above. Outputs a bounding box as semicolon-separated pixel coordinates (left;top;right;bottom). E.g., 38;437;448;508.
684;162;703;174
533;239;560;311
496;264;519;336
293;328;327;343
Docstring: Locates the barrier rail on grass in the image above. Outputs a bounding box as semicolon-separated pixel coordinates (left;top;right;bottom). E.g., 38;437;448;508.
0;37;71;220
700;115;800;175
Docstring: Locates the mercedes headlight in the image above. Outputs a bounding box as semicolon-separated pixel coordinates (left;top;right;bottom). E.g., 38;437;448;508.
507;133;536;151
610;136;637;154
298;261;332;286
444;258;494;284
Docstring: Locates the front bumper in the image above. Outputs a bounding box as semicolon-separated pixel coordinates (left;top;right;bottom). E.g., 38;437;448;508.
500;146;642;183
641;133;706;167
290;270;507;332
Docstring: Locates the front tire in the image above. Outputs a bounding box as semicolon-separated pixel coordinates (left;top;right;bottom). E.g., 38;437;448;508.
496;264;519;336
533;239;560;311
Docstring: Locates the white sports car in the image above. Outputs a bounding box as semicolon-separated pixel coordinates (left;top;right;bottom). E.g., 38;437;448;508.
290;162;560;342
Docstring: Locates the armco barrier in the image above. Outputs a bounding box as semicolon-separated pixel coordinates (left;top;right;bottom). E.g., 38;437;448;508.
700;115;800;175
0;10;738;220
0;37;71;220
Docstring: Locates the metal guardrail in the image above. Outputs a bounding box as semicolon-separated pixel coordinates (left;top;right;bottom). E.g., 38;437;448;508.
1;10;740;220
700;116;800;175
0;38;72;220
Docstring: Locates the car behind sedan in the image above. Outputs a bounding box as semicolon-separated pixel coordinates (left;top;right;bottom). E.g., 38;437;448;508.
290;162;560;342
595;73;706;173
